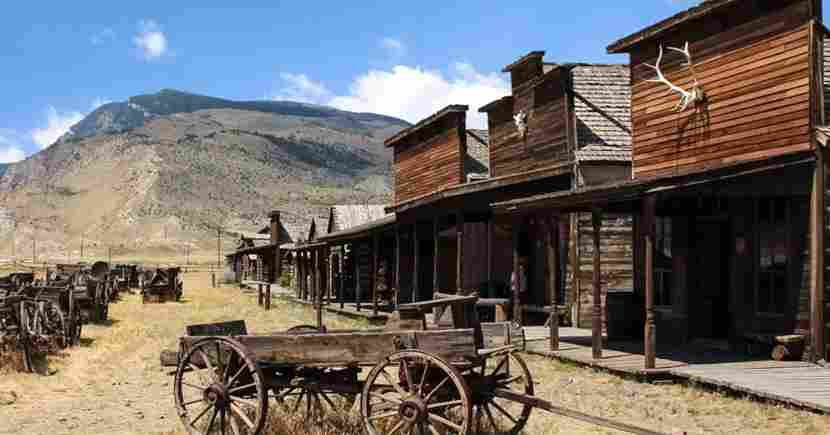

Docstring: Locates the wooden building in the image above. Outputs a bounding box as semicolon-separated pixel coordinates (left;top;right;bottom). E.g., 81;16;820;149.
226;211;305;284
384;55;633;326
494;0;830;365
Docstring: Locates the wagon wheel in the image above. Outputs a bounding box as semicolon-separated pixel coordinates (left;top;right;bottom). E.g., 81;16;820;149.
15;308;35;373
71;306;83;345
41;302;67;349
174;337;268;435
361;350;472;435
19;300;43;337
467;352;533;435
274;366;358;424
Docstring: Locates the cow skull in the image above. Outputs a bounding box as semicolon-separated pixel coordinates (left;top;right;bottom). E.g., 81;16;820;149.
514;111;528;138
644;42;705;112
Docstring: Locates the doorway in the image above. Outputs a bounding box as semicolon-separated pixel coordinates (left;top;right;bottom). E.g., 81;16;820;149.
691;219;731;340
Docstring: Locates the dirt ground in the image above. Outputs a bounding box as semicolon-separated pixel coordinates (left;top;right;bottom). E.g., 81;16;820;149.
1;272;830;435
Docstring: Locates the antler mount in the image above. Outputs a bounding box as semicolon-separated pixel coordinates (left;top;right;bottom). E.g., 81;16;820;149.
644;42;705;112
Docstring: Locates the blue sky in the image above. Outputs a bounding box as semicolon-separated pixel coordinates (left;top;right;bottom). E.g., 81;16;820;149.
0;1;822;162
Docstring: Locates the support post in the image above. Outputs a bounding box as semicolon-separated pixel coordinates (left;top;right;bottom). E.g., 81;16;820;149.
456;212;464;295
265;284;271;311
356;243;362;312
339;245;346;309
434;217;440;294
395;227;401;309
591;209;603;360
372;232;379;317
546;215;560;351
258;284;263;306
413;224;420;303
315;248;322;330
811;154;826;362
487;218;493;296
512;221;522;324
643;196;657;370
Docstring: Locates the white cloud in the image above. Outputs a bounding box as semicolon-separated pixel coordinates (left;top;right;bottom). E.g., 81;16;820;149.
379;37;405;58
273;73;332;104
0;130;25;163
90;98;112;111
328;62;509;129
31;106;84;149
91;28;116;45
133;20;168;60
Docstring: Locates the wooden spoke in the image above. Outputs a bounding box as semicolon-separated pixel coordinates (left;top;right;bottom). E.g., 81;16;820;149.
189;404;213;427
228;382;257;394
182;397;206;407
426;413;463;432
220;408;226;435
182;381;208;391
318;390;338;410
230;396;259;409
426;423;441;435
401;360;413;392
426;399;462;410
417;360;431;394
498;375;525;386
367;409;399;421
424;376;450;403
230;402;255;429
483;404;498;431
226;364;247;388
290;392;305;414
198;349;217;381
228;413;242;435
490;400;519;424
203;408;218;435
380;368;408;397
387;419;408;435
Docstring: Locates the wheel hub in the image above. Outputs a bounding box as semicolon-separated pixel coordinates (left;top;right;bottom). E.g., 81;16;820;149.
204;383;229;408
398;399;427;424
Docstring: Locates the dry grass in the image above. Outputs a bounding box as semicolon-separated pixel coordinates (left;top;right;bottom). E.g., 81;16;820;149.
2;271;830;435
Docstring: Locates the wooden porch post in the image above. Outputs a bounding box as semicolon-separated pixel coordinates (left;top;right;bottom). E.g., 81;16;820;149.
643;196;657;370
356;241;362;312
297;252;303;299
413;223;420;302
591;209;603;360
811;154;826;362
372;232;379;317
547;215;560;351
395;227;401;309
314;248;322;330
339;244;346;309
487;218;493;295
434;217;440;294
512;221;522;324
457;212;464;295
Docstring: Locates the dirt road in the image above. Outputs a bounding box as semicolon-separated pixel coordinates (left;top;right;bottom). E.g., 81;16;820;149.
1;272;829;435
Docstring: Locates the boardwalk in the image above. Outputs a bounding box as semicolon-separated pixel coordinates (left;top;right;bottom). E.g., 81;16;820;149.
524;326;830;413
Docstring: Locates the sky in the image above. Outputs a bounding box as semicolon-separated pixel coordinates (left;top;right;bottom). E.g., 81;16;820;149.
0;1;823;163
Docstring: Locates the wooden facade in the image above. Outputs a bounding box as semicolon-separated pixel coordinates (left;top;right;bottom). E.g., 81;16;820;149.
613;0;817;179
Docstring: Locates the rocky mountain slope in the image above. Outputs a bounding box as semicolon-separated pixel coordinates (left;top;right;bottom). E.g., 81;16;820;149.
0;90;408;262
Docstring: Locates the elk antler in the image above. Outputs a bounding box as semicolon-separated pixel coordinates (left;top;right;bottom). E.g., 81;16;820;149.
643;43;703;112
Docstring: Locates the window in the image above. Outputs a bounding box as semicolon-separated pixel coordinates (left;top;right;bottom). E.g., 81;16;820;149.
654;217;672;307
756;198;789;314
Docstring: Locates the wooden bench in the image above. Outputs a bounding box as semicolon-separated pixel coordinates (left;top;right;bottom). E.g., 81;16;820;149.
743;332;806;361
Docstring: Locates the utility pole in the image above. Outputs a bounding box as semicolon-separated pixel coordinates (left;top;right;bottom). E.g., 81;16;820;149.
216;228;222;268
108;246;112;264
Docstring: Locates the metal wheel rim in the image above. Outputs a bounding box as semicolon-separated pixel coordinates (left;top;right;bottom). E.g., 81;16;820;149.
174;337;268;435
361;350;472;435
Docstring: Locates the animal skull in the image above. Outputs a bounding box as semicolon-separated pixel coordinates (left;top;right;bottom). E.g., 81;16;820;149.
514;111;528;138
644;42;705;112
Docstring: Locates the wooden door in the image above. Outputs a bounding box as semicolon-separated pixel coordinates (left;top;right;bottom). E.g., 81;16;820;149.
692;220;731;339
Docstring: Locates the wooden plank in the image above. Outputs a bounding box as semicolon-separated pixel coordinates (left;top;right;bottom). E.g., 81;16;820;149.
591;209;602;360
186;320;248;337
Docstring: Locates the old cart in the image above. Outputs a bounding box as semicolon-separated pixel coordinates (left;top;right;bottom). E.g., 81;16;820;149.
143;267;183;303
21;283;83;347
168;294;668;435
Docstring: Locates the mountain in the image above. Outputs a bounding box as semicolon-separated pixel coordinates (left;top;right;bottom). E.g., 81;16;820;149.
0;90;408;262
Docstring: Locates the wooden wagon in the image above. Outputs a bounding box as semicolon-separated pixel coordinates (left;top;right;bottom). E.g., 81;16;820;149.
142;267;182;303
167;295;667;435
65;266;111;323
20;283;83;347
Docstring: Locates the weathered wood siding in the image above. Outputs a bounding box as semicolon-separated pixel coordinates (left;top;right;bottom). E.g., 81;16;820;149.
393;114;466;204
629;1;814;179
486;70;571;177
575;213;634;330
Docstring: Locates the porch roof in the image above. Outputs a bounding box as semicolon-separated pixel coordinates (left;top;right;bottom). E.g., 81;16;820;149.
493;153;815;214
313;214;397;245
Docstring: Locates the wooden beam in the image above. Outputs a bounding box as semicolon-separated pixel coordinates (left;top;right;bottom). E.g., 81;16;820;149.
434;217;440;293
643;196;657;370
339;245;345;309
569;213;580;326
811;154;826;362
546;215;560;351
487;219;493;295
372;232;379;317
457;211;464;295
355;242;362;312
314;248;322;329
413;224;420;303
591;208;603;360
512;221;522;324
395;227;401;309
